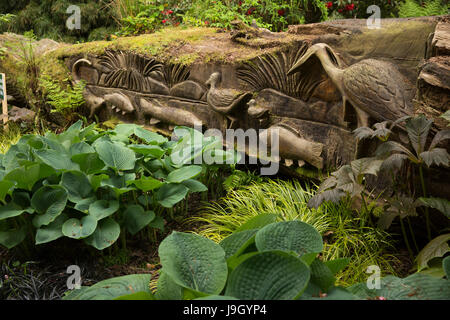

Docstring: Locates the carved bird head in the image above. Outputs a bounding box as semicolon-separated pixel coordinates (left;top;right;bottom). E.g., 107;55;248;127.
287;43;342;76
205;72;222;87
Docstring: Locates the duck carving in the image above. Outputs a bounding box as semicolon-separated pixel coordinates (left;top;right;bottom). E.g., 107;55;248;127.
205;72;252;129
287;43;413;128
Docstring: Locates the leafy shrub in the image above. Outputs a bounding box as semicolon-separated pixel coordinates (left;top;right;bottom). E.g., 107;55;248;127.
192;179;398;286
63;220;450;300
0;121;236;252
324;0;402;19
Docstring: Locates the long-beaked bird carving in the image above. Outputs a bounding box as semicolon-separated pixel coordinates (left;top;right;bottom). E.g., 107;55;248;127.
287;43;413;128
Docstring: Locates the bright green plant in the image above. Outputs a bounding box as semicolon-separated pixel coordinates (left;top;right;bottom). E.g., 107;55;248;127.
192;179;397;286
39;76;86;122
63;220;450;300
0;121;236;252
397;0;448;17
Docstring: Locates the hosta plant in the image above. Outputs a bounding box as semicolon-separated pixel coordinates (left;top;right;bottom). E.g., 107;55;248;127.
63;219;450;300
0;121;237;251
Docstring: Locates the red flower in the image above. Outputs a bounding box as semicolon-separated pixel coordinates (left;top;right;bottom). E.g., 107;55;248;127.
326;1;333;8
246;7;255;15
345;3;355;10
277;9;285;16
205;21;209;25
167;9;173;14
238;0;242;5
338;8;343;13
162;19;167;23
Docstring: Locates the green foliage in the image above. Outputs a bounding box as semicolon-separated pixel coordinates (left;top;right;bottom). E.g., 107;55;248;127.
192;179;397;286
63;221;450;300
0;121;236;252
398;0;448;17
39;76;86;120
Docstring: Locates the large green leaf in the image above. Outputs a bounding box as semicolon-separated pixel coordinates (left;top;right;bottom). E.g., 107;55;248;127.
167;165;203;183
63;274;152;300
71;153;105;174
255;221;323;259
69;142;95;156
35;213;68;245
31;185;68;228
95;141;136;171
128;144;165;158
219;229;258;260
226;251;310;300
61;171;93;202
157;183;189;208
34;149;79;171
4;163;53;191
416;234;450;271
123;205;155;235
418;197;450;218
0;226;26;249
134;127;168;145
84;218;120;250
158;231;228;294
0;180;16;204
88;200;119;221
309;258;335;292
181;179;208;193
128;176;163;192
155;270;184;300
0;203;25;221
62;216;98;239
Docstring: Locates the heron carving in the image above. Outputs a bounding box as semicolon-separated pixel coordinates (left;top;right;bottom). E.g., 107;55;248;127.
287;43;413;128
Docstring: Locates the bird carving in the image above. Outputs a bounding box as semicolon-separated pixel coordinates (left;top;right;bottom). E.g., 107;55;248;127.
205;72;252;129
287;43;413;128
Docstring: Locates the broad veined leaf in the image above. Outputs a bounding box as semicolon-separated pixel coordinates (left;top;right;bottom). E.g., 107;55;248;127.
64;274;152;300
71;153;105;174
0;225;26;249
31;185;68;228
114;123;139;137
34;149;79;171
157;183;189;208
88;200;119;221
255;221;323;258
167;165;203;183
123;205;155;235
134;126;168;145
128;144;165;158
0;203;25;221
324;258;351;275
128;176;163;192
69;142;95;156
220;229;258;260
0;180;16;204
226;251;310;300
416;234;450;271
35;213;68;245
158;231;228;294
350;157;383;177
418;197;450;218
84;218;120;250
155;270;184;300
74;197;97;213
62;216;98;239
443;256;450;279
309;258;335;292
4;163;54;191
114;291;156;300
61;171;93;202
95;141;136;171
181;179;208;193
